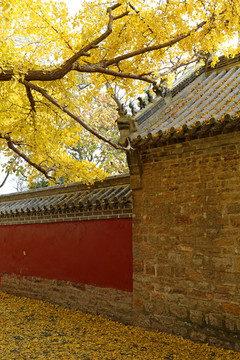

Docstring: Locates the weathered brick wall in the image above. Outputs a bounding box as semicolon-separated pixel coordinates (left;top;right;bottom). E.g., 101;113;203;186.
130;131;240;351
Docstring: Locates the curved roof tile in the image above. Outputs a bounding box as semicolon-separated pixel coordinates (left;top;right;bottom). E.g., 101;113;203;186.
131;56;240;147
0;175;131;217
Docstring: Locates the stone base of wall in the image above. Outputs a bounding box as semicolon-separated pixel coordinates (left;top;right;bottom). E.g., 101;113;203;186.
2;273;240;352
0;273;133;325
133;309;240;352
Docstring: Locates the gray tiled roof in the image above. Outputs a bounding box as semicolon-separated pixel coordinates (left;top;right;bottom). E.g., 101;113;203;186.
131;56;240;146
0;175;131;216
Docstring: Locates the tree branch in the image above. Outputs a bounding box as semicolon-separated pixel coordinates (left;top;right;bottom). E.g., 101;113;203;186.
40;11;74;52
0;2;122;82
25;84;36;112
0;6;220;84
0;134;55;181
113;10;129;20
0;171;9;188
106;82;125;115
128;2;154;35
22;80;133;152
74;63;156;84
103;19;208;67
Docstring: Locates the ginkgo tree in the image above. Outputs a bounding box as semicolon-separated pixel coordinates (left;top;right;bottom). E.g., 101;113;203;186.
69;93;128;174
0;0;240;184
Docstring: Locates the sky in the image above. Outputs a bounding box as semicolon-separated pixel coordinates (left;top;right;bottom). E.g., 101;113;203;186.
0;0;82;195
64;0;83;15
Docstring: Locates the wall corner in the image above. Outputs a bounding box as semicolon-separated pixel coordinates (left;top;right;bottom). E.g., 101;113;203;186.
127;150;142;190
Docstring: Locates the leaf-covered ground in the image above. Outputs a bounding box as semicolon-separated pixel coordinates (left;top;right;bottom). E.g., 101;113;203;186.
0;291;240;360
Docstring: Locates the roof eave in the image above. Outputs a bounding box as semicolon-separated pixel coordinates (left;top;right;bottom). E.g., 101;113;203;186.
131;115;240;149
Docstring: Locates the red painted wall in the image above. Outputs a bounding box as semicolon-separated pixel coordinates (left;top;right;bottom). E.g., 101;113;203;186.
0;219;132;291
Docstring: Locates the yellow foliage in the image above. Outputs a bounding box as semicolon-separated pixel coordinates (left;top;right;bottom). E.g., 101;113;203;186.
0;0;240;183
0;291;240;359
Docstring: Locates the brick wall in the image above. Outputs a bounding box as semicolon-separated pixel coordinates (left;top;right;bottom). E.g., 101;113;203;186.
0;207;131;226
130;131;240;351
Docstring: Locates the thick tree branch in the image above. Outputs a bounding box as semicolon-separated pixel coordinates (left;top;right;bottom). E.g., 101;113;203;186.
0;134;55;181
0;8;221;84
74;63;156;84
0;2;122;82
22;80;133;152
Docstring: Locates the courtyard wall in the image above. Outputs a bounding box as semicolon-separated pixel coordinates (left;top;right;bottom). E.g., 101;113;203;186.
130;131;240;351
0;174;133;324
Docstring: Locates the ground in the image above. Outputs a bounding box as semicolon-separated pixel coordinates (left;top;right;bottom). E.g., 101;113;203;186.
0;291;240;359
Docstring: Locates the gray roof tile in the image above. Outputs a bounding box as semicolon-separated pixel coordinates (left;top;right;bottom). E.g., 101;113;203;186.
131;57;240;146
0;175;131;217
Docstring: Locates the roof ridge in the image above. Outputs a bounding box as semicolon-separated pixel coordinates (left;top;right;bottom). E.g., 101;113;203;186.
0;173;130;201
134;66;205;128
0;183;132;216
170;66;205;98
205;53;240;72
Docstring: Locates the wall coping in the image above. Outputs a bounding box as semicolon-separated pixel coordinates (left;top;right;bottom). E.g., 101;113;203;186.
0;174;132;223
0;173;130;202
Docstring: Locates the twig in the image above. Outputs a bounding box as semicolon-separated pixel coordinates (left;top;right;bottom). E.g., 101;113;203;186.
0;172;9;188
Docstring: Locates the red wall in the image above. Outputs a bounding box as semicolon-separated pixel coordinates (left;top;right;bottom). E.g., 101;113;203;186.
0;219;132;291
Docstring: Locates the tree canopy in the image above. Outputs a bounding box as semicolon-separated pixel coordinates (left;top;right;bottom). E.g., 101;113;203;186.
0;0;240;184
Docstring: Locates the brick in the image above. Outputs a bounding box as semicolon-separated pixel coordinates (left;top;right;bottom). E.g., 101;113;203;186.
156;265;173;277
211;256;233;271
222;303;240;316
192;256;203;266
234;342;240;352
208;337;232;350
152;300;167;316
190;330;207;342
172;324;189;337
225;316;235;331
71;283;86;291
227;203;240;214
236;319;240;331
189;310;203;325
133;260;144;273
205;313;223;328
133;297;144;312
145;265;155;276
168;303;188;319
230;215;240;227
